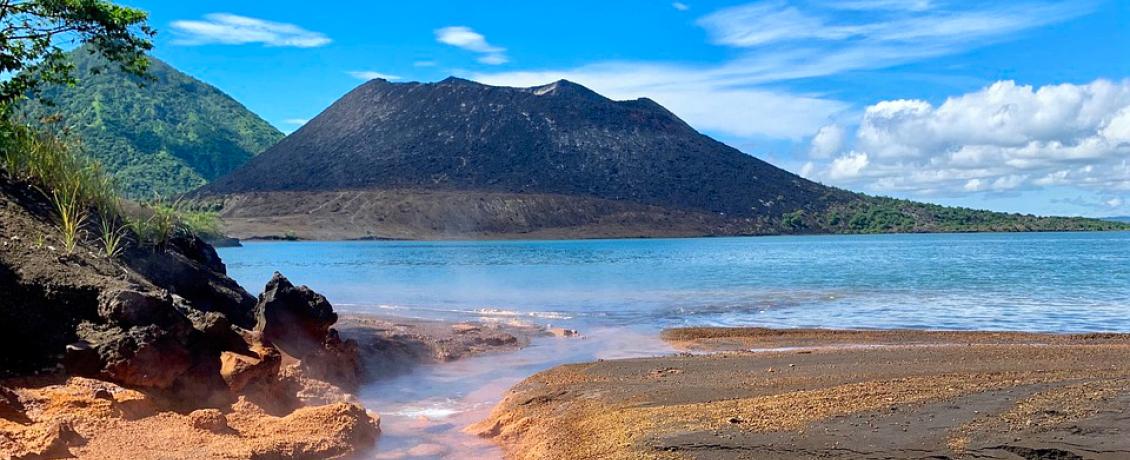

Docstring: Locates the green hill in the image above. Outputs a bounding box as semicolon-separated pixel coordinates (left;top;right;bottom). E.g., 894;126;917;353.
18;48;283;198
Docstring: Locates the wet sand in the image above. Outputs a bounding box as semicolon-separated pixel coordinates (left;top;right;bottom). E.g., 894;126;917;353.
336;314;545;379
471;328;1130;459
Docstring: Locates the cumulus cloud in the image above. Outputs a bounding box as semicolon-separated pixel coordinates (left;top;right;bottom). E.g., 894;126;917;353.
170;13;330;47
435;26;508;65
808;124;845;158
673;2;690;11
827;152;869;180
347;70;401;81
801;79;1130;198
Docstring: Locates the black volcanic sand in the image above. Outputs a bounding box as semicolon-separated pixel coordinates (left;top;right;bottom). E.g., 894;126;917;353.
470;328;1130;460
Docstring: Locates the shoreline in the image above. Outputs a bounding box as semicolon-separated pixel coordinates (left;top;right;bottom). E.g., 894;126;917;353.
471;327;1130;460
9;301;1130;459
224;228;1130;244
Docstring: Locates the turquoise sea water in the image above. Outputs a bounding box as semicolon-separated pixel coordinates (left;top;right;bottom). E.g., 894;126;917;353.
220;231;1130;334
217;232;1130;458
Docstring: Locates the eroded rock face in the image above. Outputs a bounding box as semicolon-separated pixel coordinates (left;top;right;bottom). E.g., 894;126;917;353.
220;340;281;393
252;273;365;390
97;289;188;331
0;262;100;375
299;329;364;390
0;378;380;460
254;272;337;358
73;324;193;390
124;235;257;329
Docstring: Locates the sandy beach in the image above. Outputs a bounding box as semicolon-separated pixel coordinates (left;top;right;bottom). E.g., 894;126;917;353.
471;327;1130;460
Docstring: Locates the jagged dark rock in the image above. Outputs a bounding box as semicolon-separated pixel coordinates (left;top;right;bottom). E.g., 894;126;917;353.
73;323;193;389
254;272;338;359
124;237;257;329
96;289;183;330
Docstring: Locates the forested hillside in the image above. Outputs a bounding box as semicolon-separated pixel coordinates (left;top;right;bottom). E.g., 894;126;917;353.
19;47;282;198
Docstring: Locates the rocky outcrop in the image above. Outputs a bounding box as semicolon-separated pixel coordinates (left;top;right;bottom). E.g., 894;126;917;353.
71;323;193;389
253;272;362;389
254;272;337;358
0;174;377;458
125;241;257;329
219;337;280;393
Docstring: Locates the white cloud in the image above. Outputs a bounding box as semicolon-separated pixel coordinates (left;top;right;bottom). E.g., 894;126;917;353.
477;54;509;65
472;63;848;139
347;70;401;81
283;118;309;125
468;1;1087;141
1107;197;1125;208
673;2;690;11
435;26;509;65
800;79;1130;197
827;152;869;179
413;60;438;67
698;1;1086;48
698;2;829;47
808;124;845;158
170;13;330;47
824;0;933;11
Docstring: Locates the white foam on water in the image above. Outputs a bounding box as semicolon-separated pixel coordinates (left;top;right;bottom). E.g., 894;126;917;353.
390;406;460;419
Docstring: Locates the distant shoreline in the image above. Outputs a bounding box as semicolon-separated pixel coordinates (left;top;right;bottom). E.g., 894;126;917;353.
223;227;1130;245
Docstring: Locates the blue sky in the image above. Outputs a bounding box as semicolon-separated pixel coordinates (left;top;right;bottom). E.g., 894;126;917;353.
132;0;1129;217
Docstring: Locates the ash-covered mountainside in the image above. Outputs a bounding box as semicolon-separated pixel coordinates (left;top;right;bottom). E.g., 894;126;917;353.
201;77;850;218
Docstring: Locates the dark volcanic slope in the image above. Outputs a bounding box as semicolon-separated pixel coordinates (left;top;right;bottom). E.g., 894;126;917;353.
202;77;849;218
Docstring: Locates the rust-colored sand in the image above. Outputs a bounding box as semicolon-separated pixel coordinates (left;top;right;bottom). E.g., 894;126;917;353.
471;328;1130;460
0;376;378;460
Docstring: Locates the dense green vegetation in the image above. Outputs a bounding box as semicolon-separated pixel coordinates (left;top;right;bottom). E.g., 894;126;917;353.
19;48;283;198
779;195;1130;234
1;117;227;252
0;0;153;108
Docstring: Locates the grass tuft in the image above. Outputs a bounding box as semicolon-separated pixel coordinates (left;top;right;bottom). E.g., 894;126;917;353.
50;181;89;254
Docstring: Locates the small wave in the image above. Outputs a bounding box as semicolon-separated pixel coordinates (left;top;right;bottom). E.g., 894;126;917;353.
472;307;572;320
331;302;575;322
389;407;460;419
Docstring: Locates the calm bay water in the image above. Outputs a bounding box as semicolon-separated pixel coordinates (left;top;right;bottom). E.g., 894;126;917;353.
217;232;1130;458
220;231;1130;334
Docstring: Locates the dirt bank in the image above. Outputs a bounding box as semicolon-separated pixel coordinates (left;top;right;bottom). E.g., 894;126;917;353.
471;328;1130;459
